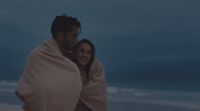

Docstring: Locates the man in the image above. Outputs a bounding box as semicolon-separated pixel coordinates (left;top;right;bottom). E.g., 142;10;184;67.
16;15;82;111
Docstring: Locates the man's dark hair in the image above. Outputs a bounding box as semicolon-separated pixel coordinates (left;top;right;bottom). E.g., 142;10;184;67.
51;15;81;38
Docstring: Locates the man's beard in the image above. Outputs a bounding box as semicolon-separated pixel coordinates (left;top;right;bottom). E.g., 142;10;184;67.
59;39;74;59
60;37;72;51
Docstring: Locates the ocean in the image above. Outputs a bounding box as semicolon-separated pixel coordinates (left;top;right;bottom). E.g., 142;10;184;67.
1;79;200;111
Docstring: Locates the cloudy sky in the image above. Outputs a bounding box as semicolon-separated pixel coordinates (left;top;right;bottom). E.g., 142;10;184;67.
0;0;199;83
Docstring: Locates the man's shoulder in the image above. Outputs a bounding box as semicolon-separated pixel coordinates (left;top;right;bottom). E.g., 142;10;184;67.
28;46;42;60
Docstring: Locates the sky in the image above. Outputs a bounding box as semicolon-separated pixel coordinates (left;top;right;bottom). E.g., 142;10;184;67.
0;0;200;83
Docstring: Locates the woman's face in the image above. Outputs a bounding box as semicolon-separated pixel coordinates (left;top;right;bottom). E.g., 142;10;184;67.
76;43;92;66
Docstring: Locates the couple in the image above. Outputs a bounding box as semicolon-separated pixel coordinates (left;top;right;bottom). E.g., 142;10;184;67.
16;15;107;111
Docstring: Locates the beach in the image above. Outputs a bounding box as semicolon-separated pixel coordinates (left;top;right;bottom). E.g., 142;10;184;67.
0;103;22;111
1;81;200;111
0;100;199;111
108;100;199;111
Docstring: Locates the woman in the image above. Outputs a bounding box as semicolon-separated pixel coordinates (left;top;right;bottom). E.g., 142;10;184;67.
72;39;107;111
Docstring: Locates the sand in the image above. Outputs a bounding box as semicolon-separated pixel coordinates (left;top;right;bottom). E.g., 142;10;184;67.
108;100;199;111
0;103;23;111
0;101;199;111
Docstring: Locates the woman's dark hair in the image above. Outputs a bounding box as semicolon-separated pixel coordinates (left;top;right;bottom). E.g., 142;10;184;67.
73;39;96;75
51;15;81;38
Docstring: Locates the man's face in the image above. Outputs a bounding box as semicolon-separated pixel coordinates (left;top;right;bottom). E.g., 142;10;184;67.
61;26;80;51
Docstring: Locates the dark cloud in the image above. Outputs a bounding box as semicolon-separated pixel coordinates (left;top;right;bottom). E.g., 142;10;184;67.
0;0;199;82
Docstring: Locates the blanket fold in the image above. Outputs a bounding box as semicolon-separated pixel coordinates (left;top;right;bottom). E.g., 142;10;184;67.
80;58;107;111
16;38;82;111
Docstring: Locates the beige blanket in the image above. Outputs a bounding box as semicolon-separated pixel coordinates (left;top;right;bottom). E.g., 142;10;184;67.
16;38;82;111
80;58;107;111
